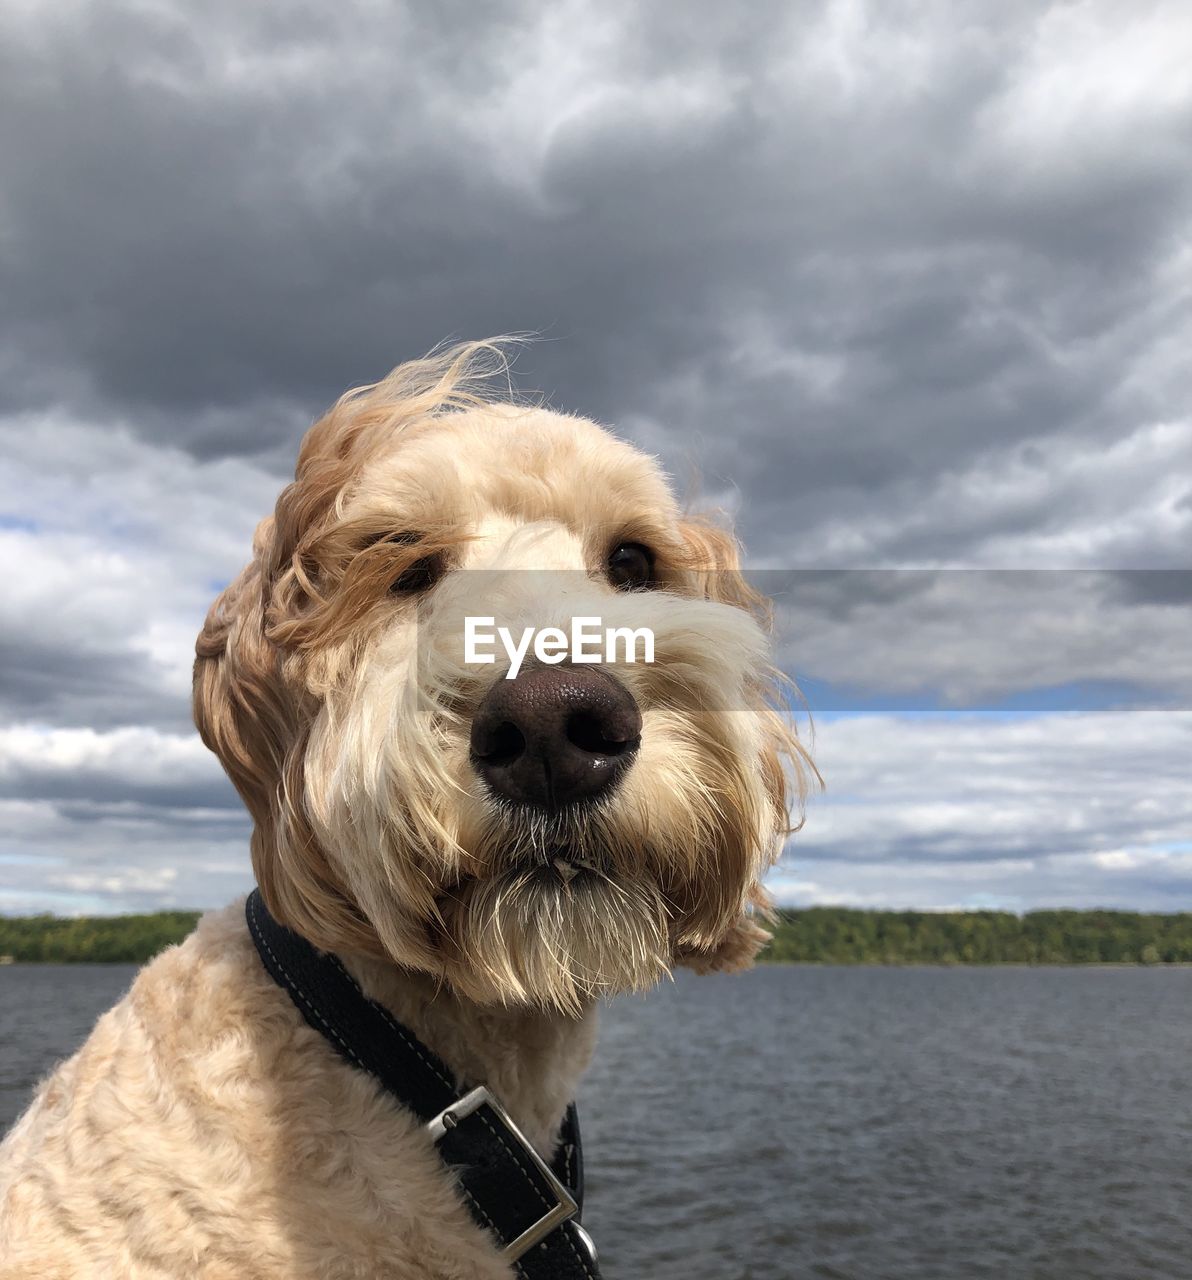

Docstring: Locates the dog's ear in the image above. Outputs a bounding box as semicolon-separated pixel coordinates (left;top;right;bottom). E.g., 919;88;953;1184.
674;883;776;973
672;515;814;974
675;515;773;622
194;518;282;826
193;516;375;955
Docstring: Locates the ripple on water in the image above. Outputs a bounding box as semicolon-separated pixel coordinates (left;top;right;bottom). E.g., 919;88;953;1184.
3;963;1192;1278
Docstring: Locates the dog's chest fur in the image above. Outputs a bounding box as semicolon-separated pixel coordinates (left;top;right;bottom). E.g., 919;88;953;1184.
0;901;598;1279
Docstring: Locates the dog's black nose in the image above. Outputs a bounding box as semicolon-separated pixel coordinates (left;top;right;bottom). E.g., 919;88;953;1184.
470;664;642;809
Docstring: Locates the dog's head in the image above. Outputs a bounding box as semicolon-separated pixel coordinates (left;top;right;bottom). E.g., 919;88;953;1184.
195;341;812;1013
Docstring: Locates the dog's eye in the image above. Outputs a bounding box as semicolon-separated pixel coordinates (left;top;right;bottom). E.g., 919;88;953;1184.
606;542;655;591
391;553;445;595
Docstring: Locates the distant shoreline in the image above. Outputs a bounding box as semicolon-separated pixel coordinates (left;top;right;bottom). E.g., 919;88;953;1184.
2;906;1191;966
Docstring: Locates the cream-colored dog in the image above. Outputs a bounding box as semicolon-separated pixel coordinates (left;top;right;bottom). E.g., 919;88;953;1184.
0;340;811;1278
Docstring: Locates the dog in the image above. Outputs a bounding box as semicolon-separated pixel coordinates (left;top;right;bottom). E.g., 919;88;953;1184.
0;339;811;1278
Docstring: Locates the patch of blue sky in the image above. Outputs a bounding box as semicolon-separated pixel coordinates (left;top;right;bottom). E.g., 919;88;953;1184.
0;887;107;915
789;674;1181;717
953;891;1028;913
98;513;159;541
0;514;40;533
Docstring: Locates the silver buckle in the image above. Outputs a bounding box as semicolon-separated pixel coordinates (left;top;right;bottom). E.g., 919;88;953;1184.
427;1085;580;1262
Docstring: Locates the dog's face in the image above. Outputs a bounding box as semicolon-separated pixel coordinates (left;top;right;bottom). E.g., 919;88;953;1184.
195;346;808;1013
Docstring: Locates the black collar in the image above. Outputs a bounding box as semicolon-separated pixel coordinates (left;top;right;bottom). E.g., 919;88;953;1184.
245;889;600;1278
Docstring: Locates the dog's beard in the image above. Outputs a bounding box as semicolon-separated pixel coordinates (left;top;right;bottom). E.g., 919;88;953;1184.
442;861;672;1014
433;788;762;1013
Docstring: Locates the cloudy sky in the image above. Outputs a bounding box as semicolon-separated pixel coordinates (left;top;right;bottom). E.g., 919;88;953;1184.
1;0;1189;916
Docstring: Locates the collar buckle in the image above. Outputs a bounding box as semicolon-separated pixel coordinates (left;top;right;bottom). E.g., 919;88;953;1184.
427;1084;580;1262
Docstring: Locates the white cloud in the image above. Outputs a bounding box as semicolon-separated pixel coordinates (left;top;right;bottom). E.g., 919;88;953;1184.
776;710;1192;911
0;410;281;725
0;725;217;783
977;2;1192;178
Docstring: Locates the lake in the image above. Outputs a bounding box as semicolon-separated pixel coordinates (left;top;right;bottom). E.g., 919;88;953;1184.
2;963;1190;1278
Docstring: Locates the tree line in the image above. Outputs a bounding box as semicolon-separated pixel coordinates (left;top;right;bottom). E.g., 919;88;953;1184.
2;907;1192;965
765;908;1192;965
0;912;202;963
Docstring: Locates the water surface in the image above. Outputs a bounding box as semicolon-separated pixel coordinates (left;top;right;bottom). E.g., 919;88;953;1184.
3;963;1189;1278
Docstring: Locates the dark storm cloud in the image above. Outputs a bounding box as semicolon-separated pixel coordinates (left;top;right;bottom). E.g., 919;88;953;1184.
1105;570;1192;609
0;635;192;732
3;1;1188;567
763;570;1192;711
0;760;238;812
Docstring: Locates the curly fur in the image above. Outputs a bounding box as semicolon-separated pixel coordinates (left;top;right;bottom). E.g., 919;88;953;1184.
0;339;814;1277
